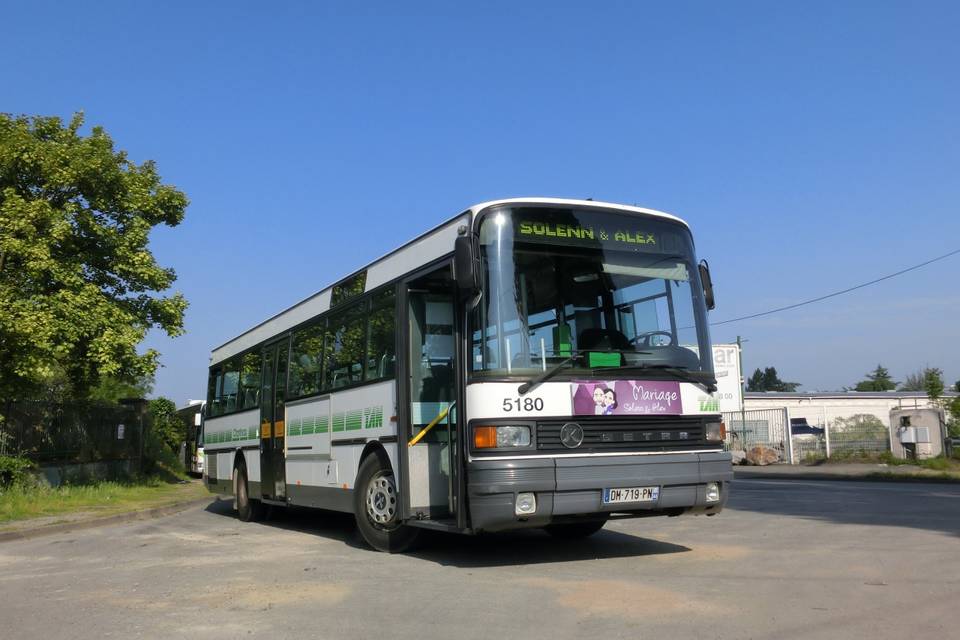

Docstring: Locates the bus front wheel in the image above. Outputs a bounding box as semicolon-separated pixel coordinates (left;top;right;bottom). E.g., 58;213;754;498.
354;454;421;553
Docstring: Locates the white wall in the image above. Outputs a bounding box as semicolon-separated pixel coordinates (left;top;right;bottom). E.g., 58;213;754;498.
744;394;939;428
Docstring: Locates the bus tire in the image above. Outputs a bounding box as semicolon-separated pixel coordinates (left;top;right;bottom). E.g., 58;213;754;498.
354;454;420;553
544;518;608;538
235;463;263;522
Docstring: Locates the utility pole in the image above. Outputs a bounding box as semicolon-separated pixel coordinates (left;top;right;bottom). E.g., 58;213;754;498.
737;336;747;438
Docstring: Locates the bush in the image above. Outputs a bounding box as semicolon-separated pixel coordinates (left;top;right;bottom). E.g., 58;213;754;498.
140;426;186;482
0;456;35;488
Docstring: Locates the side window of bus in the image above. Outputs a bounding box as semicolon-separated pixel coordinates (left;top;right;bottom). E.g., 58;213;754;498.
367;289;396;380
207;368;223;417
222;359;240;413
238;350;262;410
290;322;325;397
324;302;367;390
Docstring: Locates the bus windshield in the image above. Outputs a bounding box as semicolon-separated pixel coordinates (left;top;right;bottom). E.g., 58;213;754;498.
469;206;713;379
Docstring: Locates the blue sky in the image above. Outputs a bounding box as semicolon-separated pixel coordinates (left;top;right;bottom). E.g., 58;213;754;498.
4;1;959;401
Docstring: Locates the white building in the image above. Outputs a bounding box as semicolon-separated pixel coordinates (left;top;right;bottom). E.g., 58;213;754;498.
743;391;954;428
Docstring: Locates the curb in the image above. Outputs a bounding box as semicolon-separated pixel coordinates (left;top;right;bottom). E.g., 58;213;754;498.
0;496;217;543
733;469;960;484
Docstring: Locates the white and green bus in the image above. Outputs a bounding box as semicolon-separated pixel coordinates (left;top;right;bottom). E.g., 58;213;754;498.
202;198;732;551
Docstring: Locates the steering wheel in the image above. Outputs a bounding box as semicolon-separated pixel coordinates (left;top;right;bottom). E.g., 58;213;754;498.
630;331;674;348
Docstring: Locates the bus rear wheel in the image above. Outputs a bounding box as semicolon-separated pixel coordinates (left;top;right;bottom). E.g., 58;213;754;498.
544;518;608;538
235;463;264;522
354;454;421;553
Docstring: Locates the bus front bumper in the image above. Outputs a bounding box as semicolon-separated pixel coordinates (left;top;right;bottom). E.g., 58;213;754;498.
466;451;733;533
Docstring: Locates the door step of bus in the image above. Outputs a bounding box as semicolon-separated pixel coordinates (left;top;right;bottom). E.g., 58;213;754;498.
261;497;288;507
407;519;464;533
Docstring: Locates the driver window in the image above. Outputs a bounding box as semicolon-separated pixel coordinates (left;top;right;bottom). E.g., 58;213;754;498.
630;298;667;342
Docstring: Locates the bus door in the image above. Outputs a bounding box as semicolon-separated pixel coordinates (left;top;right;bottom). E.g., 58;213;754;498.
400;266;460;522
260;338;289;500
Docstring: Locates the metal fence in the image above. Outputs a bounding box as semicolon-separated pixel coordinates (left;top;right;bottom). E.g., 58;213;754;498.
723;407;896;464
0;400;147;464
825;414;890;458
723;408;791;464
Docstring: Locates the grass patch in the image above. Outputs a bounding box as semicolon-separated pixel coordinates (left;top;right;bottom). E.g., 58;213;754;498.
809;451;960;471
867;471;960;483
0;476;208;526
875;452;960;471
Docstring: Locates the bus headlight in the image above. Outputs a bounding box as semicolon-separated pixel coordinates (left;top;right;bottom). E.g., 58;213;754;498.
515;492;537;516
474;425;532;449
706;421;725;442
706;482;720;503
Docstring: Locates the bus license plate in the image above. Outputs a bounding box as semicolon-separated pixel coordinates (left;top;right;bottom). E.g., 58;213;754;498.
603;486;659;504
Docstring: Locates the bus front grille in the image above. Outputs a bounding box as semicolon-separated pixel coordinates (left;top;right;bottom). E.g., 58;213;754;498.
536;416;712;453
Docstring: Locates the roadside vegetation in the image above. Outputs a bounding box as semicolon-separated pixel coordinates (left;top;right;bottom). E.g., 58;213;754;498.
0;450;205;527
0;113;197;529
795;450;960;483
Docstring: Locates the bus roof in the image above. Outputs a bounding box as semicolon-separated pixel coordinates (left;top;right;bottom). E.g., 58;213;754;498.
470;197;687;227
210;197;688;364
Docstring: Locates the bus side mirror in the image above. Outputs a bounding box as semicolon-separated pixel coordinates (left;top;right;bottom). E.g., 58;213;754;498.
699;260;716;310
455;235;481;294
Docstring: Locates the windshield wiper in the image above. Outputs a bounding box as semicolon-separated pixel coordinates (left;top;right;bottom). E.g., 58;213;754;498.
517;349;653;395
518;354;580;396
613;364;718;394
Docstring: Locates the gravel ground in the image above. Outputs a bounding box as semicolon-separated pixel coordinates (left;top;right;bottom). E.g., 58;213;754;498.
1;477;957;640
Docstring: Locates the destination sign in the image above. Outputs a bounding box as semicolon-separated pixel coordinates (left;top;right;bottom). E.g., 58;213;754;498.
518;220;658;246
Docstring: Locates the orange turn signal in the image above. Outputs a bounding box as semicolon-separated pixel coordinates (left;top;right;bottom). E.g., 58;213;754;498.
720;421;727;440
474;425;497;449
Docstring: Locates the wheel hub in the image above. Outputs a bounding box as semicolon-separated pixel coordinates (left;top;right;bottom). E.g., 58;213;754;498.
365;472;397;527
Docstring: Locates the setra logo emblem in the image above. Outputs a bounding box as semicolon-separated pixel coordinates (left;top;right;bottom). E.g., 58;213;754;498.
560;422;584;449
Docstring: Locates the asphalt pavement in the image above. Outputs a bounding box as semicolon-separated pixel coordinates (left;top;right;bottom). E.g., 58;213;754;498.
1;478;958;640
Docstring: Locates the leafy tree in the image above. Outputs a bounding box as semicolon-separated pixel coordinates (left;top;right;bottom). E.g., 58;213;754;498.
899;368;940;392
924;367;945;404
954;380;960;393
948;396;960;439
0;113;187;404
87;374;154;404
853;365;897;392
829;414;888;442
746;367;800;392
148;397;185;452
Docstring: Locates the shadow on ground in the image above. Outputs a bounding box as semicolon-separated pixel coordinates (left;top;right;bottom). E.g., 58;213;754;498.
203;497;691;566
728;477;960;537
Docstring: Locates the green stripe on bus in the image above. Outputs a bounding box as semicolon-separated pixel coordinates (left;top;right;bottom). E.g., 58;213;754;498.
254;407;380;438
205;426;258;444
345;410;363;431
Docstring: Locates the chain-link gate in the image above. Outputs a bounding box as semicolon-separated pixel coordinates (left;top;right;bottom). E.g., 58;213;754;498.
723;408;791;464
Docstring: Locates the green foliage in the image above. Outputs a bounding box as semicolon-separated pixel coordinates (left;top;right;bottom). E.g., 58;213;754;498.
853;365;897;392
878;450;899;465
0;455;34;488
947;396;960;439
147;397;185;453
0;112;188;403
877;451;960;471
923;367;944;402
746;366;800;392
829;414;888;443
899;367;941;392
87;374;154;404
0;475;204;523
954;380;960;393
